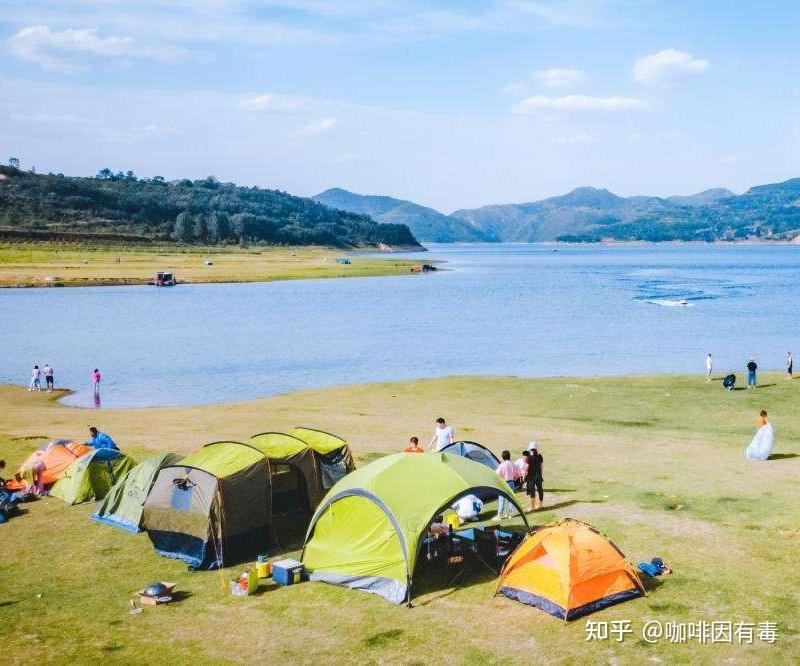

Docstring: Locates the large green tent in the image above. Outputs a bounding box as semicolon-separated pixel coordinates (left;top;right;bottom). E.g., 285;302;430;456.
250;428;355;519
92;452;181;533
50;449;136;506
302;452;528;605
143;441;271;569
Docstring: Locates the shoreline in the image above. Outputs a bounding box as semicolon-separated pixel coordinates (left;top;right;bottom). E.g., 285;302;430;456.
0;242;433;289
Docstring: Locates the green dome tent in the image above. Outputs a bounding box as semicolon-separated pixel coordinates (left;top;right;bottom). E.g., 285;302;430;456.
50;449;136;506
143;441;272;569
301;452;528;605
92;452;182;533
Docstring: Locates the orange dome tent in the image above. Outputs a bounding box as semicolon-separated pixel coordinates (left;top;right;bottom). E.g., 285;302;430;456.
496;519;645;620
5;440;92;491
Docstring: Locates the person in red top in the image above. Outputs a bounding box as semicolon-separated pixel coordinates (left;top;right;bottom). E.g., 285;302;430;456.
403;436;424;453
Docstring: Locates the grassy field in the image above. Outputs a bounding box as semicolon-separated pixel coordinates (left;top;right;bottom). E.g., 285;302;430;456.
1;374;798;664
0;243;424;288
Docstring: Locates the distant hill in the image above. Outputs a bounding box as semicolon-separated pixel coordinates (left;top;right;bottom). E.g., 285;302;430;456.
0;167;421;249
450;180;800;242
313;188;494;242
666;188;735;207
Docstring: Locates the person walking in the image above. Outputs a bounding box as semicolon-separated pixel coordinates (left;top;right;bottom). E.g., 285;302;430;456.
29;365;42;391
747;358;758;389
706;353;713;381
92;368;101;394
43;364;54;392
527;444;545;510
428;417;455;452
787;352;793;380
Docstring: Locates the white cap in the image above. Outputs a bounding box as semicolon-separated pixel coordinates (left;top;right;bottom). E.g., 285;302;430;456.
528;441;539;451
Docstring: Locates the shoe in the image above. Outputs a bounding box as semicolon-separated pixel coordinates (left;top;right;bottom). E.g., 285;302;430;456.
492;515;502;521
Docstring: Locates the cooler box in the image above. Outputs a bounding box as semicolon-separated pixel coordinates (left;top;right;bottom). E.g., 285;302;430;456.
272;558;305;586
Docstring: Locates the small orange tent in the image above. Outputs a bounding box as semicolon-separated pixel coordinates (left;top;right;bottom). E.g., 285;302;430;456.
5;440;92;491
496;519;645;620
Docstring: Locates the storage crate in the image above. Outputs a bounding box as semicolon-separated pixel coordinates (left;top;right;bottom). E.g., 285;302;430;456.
272;558;305;586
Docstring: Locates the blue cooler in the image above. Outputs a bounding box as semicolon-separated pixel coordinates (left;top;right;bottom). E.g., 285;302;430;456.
272;558;305;586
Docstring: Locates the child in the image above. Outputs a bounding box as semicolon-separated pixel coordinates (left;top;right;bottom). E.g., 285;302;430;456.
92;368;101;393
29;365;42;391
527;444;544;510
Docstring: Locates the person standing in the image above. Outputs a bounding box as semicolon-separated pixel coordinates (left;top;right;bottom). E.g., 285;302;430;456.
706;353;713;381
745;410;774;461
787;352;793;380
92;368;101;394
527;445;545;511
747;358;758;389
493;450;519;520
428;418;455;452
43;364;54;392
29;365;42;391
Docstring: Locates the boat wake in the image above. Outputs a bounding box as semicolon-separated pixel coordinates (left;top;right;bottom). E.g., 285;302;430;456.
646;298;693;308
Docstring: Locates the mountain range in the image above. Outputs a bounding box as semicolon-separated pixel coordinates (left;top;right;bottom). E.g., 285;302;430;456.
315;179;800;243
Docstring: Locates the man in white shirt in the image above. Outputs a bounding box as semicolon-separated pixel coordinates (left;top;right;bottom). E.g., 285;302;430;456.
429;417;455;452
706;353;713;381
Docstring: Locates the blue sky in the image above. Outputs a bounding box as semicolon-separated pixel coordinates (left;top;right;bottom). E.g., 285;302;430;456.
1;1;799;211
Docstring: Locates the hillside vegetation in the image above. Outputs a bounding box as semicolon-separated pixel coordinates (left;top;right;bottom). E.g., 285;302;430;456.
0;167;420;249
451;180;800;242
315;178;800;243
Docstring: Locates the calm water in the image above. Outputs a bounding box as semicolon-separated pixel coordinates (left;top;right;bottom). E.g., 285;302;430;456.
1;244;799;408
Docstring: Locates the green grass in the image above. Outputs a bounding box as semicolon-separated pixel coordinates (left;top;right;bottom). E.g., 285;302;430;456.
0;243;425;288
1;373;799;663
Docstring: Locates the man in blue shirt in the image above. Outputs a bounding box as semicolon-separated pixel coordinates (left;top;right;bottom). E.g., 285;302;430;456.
86;427;118;450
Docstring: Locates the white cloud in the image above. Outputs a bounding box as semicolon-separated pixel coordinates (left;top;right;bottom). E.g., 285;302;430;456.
511;94;649;113
533;67;585;89
633;49;710;87
239;93;316;113
292;117;338;136
7;25;182;72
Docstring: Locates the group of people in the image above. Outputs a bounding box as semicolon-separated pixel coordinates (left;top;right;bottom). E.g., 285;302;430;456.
28;364;55;392
403;417;546;520
705;353;794;387
27;366;103;394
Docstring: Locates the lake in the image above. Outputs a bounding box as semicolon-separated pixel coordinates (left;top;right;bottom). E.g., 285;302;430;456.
1;243;798;408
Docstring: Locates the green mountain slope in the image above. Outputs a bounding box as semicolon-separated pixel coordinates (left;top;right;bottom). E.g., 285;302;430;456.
450;180;800;242
313;188;494;242
0;167;421;249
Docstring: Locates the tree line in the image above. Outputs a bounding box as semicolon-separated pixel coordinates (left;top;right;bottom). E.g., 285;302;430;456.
0;166;420;248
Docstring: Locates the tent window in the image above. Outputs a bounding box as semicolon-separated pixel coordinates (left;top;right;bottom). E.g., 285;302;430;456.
170;483;195;511
319;449;349;489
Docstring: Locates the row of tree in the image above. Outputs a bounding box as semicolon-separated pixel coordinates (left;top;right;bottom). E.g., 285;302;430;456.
0;166;420;249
